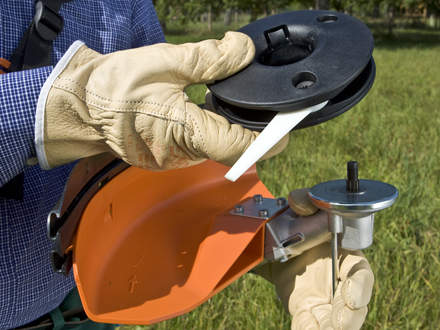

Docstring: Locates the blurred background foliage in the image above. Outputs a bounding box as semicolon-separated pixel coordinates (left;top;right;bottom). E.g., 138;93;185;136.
153;0;440;34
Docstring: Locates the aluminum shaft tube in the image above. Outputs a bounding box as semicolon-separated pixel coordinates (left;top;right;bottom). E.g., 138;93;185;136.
332;232;339;297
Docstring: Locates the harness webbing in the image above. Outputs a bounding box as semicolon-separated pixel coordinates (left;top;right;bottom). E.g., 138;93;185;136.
0;0;67;200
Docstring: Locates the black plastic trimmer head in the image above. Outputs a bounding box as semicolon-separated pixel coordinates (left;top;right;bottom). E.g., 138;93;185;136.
208;10;375;131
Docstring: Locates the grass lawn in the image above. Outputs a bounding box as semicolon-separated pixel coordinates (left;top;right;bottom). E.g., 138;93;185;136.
121;24;440;330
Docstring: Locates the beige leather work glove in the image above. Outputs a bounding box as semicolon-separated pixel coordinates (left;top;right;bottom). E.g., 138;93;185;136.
35;32;288;170
255;189;374;330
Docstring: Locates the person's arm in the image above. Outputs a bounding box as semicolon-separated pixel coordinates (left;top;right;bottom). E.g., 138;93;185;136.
0;66;52;186
0;0;164;188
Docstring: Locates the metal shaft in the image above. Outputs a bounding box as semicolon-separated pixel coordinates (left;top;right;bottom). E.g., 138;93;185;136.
331;232;339;297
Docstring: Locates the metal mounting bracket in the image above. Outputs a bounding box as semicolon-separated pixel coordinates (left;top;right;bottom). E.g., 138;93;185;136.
229;195;288;219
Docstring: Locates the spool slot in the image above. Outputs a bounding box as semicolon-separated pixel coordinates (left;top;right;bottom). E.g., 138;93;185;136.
264;25;291;50
260;25;314;66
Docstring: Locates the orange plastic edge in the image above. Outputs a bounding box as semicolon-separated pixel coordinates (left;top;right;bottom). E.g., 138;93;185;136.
73;160;273;325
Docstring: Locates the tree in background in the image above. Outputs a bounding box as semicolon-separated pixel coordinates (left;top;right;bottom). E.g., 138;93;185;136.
315;0;329;10
235;0;292;22
184;0;224;31
418;0;440;28
222;0;240;26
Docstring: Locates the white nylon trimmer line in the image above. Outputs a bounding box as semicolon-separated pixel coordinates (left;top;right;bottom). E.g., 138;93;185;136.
225;101;328;182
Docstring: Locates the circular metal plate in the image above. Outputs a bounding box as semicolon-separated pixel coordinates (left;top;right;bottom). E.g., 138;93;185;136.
208;10;374;111
212;57;375;131
309;179;398;213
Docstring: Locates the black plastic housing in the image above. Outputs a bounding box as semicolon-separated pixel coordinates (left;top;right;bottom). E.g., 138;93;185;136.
207;10;375;131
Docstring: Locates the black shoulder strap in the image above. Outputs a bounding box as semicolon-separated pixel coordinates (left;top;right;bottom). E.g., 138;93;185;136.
0;0;66;200
9;0;65;71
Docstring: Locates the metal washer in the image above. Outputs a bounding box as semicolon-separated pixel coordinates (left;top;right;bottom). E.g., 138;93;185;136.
308;179;399;213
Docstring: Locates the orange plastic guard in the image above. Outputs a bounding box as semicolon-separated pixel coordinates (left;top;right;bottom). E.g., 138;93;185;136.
73;160;273;325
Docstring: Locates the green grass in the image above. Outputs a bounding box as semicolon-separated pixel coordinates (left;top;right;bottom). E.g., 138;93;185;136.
121;26;440;330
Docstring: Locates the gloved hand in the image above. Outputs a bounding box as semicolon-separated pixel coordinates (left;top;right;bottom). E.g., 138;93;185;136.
255;189;374;330
35;32;288;170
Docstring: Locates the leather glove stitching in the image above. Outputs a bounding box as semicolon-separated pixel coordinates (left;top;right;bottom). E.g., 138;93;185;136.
184;110;206;155
182;99;195;150
55;77;182;106
56;77;185;111
52;82;186;125
346;278;355;310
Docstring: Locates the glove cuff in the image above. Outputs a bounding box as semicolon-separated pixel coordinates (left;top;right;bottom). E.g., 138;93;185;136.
36;41;109;169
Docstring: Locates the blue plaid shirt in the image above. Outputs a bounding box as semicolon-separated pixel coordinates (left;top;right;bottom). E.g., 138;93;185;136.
0;1;164;328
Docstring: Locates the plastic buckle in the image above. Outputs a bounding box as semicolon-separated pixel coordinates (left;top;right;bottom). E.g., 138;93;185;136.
34;1;64;41
50;249;72;275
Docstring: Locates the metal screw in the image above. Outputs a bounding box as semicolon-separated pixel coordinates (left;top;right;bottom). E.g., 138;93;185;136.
259;209;269;218
253;194;263;204
234;205;244;213
276;197;286;206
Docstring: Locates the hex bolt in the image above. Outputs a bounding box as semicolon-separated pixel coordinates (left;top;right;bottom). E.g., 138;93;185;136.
259;209;269;218
253;194;263;204
234;205;244;213
276;197;286;206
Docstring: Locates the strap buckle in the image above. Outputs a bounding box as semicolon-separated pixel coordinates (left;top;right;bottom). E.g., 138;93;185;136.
51;249;73;275
34;1;64;41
